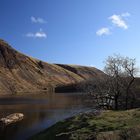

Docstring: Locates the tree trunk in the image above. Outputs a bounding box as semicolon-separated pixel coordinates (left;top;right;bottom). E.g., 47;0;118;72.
114;95;118;110
125;77;135;109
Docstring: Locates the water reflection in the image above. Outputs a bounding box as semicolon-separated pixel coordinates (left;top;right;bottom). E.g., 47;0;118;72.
0;93;93;140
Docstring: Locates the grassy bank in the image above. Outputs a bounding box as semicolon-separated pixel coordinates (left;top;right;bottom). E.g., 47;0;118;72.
29;109;140;140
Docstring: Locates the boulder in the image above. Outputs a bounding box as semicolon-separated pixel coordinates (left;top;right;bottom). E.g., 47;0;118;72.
0;113;24;126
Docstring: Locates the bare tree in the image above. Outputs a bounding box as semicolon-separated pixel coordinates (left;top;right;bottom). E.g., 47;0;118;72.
104;55;137;109
121;57;136;109
79;55;137;110
78;77;115;109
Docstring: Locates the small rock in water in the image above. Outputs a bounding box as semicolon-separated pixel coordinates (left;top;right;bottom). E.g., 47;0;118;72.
0;113;24;126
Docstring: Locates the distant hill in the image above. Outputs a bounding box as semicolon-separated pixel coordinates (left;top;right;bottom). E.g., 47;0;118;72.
0;39;105;94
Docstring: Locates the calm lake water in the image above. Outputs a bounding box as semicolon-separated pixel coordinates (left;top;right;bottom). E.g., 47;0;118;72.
0;93;93;140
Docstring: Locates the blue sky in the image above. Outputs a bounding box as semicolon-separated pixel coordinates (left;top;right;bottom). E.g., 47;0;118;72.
0;0;140;70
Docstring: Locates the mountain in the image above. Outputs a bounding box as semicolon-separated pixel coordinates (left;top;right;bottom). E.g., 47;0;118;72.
0;39;105;94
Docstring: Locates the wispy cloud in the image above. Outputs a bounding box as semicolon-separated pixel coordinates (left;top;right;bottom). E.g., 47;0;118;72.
96;27;111;36
26;29;47;39
31;16;46;24
121;12;130;17
109;13;130;29
96;12;130;36
89;64;94;67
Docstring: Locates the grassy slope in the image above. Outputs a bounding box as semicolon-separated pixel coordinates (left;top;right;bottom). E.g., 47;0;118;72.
30;109;140;140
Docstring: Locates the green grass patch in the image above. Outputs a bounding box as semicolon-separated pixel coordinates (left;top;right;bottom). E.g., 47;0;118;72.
29;109;140;140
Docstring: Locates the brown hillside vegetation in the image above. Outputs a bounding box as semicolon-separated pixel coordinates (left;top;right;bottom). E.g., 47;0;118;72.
0;39;105;94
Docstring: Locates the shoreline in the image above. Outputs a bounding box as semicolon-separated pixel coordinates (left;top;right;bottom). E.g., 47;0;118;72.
29;108;140;140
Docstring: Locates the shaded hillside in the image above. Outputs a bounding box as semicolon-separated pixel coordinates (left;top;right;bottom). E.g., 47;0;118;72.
0;39;105;94
55;64;105;92
56;64;104;80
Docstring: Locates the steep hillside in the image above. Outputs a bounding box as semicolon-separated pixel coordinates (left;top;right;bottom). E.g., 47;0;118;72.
0;39;105;94
56;64;104;80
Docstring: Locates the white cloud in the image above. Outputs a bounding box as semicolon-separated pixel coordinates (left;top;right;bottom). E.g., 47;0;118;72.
121;12;130;17
26;33;34;37
89;64;94;67
96;27;111;36
31;16;46;24
109;14;128;29
96;12;130;36
26;29;47;39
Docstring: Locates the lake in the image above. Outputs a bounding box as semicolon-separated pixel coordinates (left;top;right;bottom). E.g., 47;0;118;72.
0;93;94;140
